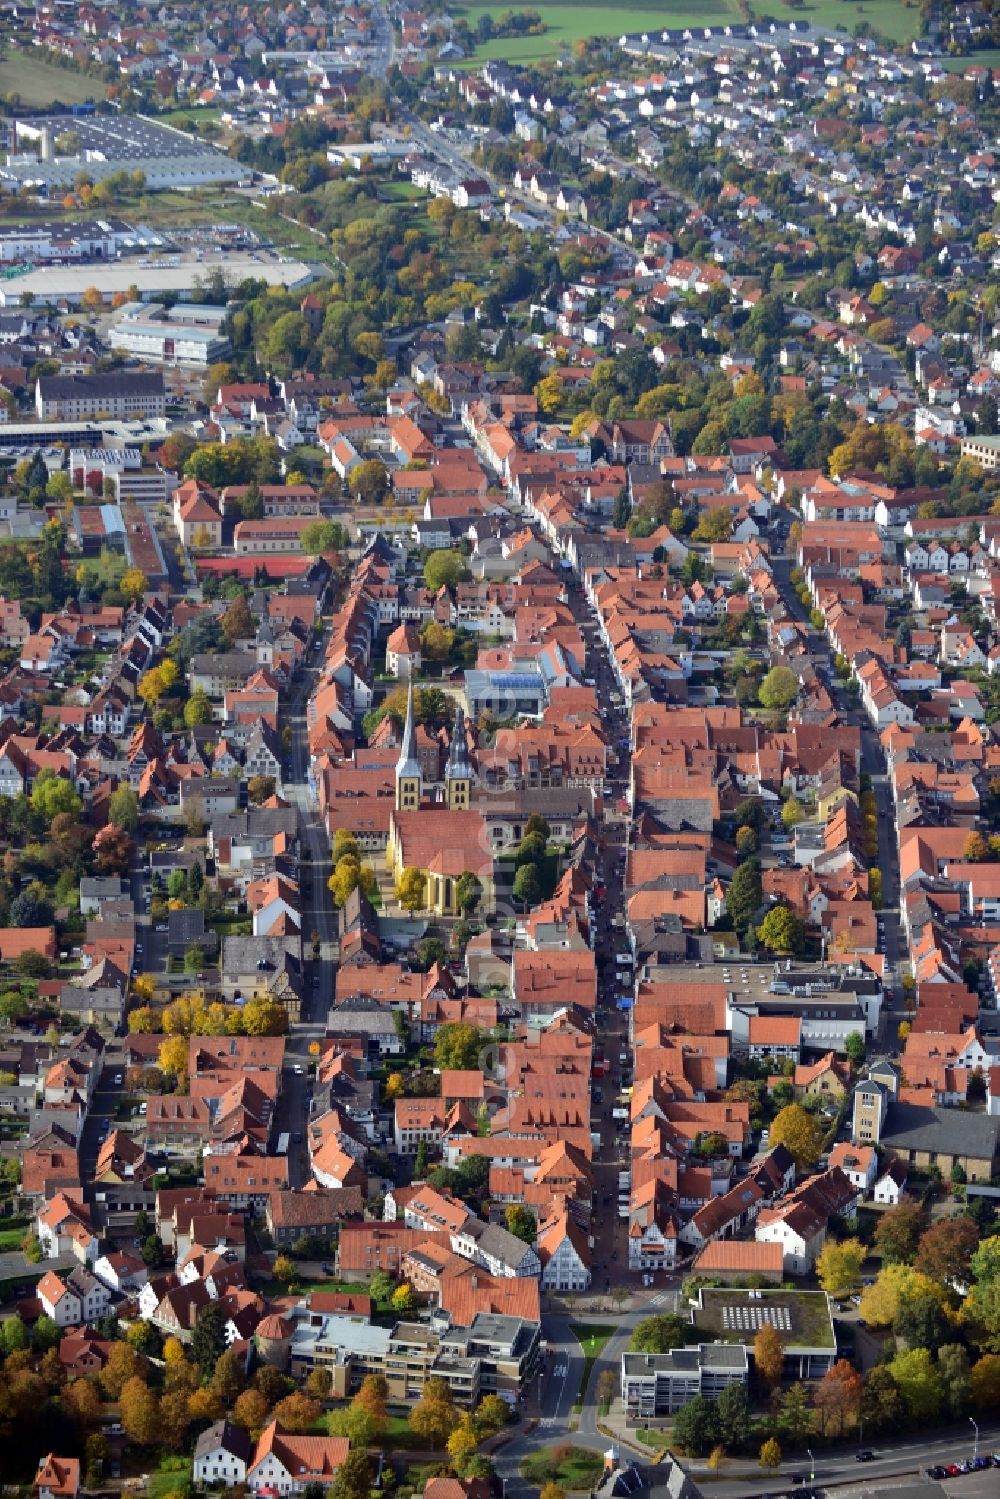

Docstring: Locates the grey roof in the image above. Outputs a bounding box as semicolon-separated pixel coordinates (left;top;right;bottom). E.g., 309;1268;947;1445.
79;877;126;899
464;1219;536;1270
328;997;397;1034
882;1103;1000;1162
190;651;259;677
222;935;300;975
194;1420;252;1463
38;371;164;400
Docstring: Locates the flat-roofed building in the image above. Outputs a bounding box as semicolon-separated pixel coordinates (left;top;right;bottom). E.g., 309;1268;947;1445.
621;1345;748;1420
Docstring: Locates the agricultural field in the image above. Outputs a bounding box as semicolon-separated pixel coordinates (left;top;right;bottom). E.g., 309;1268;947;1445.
0;51;104;107
456;1;744;62
942;46;1000;71
456;0;920;61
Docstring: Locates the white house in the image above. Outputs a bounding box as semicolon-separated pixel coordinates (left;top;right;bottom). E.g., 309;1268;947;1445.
829;1143;877;1195
36;1267;111;1327
537;1211;591;1292
755;1202;826;1275
193;1421;252;1488
246;1424;349;1496
873;1160;909;1206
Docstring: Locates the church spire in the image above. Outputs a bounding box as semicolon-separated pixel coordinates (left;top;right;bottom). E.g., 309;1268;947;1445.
444;702;472;810
395;680;422;811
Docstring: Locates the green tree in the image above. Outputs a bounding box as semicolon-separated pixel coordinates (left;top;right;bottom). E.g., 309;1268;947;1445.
781;798;806;829
435;1022;482;1071
860;1365;906;1432
816;1237;865;1298
937;1343;970;1417
888;1347;944;1424
423;549;466;592
757;904;804;955
726;860;762;934
108;785;139;833
30;769;82;823
183;690;214;729
671;1394;721;1457
512;863;542;906
844;1031;866;1066
758;664;799;710
504;1205;536;1243
328;1450;373;1499
455;871;483;916
190;1301;227;1377
629;1314;685;1354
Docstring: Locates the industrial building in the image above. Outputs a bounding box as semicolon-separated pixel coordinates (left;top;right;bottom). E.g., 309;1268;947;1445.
108;302;230;367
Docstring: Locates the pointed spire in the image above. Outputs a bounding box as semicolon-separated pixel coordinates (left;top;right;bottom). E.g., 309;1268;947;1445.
445;703;471;781
395;680;422;805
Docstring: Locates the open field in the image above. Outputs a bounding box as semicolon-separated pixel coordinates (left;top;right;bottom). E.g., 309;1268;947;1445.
942;47;1000;71
456;0;920;60
0;52;104;107
457;2;743;62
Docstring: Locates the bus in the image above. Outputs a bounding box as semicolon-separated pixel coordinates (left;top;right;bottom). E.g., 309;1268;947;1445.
276;1132;290;1156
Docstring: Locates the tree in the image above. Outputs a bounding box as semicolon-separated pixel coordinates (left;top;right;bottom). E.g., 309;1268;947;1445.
30;770;81;824
435;1022;482;1071
888;1347;944;1424
758;665;799;710
757;904;805;955
726;860;762;934
753;1324;785;1388
211;1348;247;1406
100;1341;143;1399
184;689;214;728
120;1376;160;1446
248;775;276;805
860;1365;906;1433
414;1137;429;1179
272;1393;321;1433
778;1384;812;1443
715;1382;751;1450
505;1205;536;1243
424;549;466;592
300;520;347;557
759;1439;782;1470
233;1388;270;1441
188;1386;224;1426
349;459;389;505
781;798;806;829
964;831;989;863
305;1368;332;1402
970;1353;1000;1411
190;1300;227;1377
108;785;139;833
368;1270;396;1307
816;1238;865;1299
814;1359;862;1436
119;566;147;603
448;1415;480;1476
391;1283;415;1315
937;1342;970;1418
628;1314;685;1353
329;1451;373;1499
274;1253;297;1287
63;1377;102;1430
916;1214;980;1285
512;862;542;906
671;1394;721;1457
158;1034;188;1080
964;1234;1000;1349
844;1031;865;1066
875;1202;927;1265
769;1103;823;1170
220;592;253;646
409;1377;459;1449
32;1314;60;1352
455;871;483;916
396;867;426;912
159;1387;193;1451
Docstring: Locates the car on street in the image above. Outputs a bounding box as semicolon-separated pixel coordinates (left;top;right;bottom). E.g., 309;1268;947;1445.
113;1073;123;1085
855;1451;875;1462
943;1465;961;1477
293;1063;304;1074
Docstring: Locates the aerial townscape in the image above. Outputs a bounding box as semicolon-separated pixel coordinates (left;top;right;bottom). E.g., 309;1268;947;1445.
5;4;1000;1499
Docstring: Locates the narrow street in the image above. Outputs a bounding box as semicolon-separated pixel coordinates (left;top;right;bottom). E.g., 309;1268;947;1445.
771;537;906;1033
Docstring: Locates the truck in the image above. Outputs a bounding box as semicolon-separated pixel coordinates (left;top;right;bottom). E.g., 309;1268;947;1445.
276;1132;290;1156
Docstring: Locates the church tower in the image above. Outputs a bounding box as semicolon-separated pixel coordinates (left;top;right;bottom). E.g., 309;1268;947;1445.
444;703;472;811
395;681;422;811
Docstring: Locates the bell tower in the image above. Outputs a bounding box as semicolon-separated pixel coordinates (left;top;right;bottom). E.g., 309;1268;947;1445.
395;681;422;811
444;703;472;811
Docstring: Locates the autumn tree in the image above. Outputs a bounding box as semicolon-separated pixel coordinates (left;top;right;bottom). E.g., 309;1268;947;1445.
233;1388;270;1441
100;1340;143;1399
120;1376;160;1446
753;1324;785;1388
915;1214;980;1286
220;592;253;646
396;867;426;912
759;1438;782;1470
814;1359;862;1436
272;1393;320;1433
211;1348;247;1406
768;1103;823;1170
816;1237;865;1299
409;1377;459;1449
970;1353;1000;1411
875;1202;927;1265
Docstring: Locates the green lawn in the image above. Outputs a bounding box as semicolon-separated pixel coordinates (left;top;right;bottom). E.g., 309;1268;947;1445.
454;0;918;59
522;1446;605;1492
570;1322;617;1401
942;47;1000;71
0;52;104;107
148;1460;192;1499
0;1219;28;1252
382;1413;431;1451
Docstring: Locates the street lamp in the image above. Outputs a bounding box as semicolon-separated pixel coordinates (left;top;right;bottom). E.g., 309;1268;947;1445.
807;1449;815;1484
970;1416;979;1461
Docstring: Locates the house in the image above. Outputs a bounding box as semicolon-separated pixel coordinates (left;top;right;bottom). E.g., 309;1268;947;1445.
829;1142;877;1194
246;1423;349;1496
873;1159;909;1206
173;479;223;548
536;1208;591;1292
35;1457;80;1499
194;1421;253;1489
36;1266;112;1327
